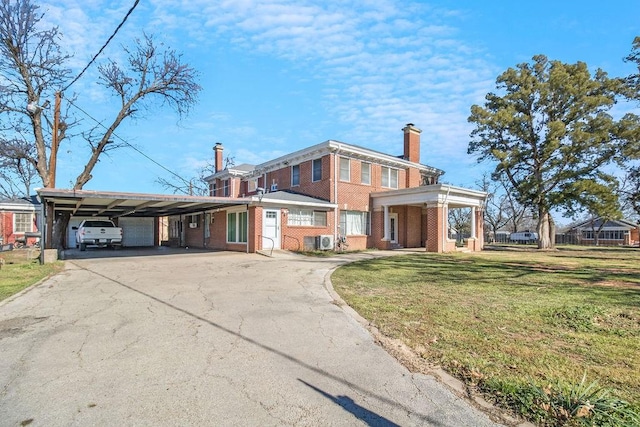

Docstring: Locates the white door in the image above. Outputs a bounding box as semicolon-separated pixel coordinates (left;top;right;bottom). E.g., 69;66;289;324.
389;213;398;244
119;217;155;247
262;209;280;250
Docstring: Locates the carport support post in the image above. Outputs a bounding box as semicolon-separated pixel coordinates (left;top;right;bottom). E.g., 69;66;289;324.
45;201;54;250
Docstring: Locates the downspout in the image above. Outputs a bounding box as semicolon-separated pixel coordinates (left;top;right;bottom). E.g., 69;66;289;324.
246;203;249;254
334;144;341;241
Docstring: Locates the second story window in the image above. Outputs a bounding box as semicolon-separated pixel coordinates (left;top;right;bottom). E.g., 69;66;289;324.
381;167;398;189
312;158;322;182
209;182;216;196
291;164;300;186
361;162;371;185
223;179;230;196
340;157;350;182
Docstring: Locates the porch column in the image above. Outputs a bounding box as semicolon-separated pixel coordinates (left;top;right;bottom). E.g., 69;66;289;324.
470;206;476;238
383;205;390;240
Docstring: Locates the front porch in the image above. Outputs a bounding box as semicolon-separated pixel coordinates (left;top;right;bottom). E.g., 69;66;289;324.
370;184;487;253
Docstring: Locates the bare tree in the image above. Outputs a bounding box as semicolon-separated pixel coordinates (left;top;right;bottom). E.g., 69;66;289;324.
0;0;201;248
157;154;235;196
477;173;510;242
0;138;38;197
448;208;471;242
0;0;72;193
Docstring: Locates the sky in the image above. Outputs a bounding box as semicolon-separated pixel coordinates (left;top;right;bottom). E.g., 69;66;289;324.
38;0;640;194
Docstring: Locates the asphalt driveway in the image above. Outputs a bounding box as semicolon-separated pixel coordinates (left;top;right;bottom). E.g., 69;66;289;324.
0;249;503;426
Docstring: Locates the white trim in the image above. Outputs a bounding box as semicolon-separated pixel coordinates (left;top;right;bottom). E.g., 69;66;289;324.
244;140;443;178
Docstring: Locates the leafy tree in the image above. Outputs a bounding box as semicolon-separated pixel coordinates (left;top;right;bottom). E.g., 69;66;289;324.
468;55;640;249
622;36;640;218
0;0;201;248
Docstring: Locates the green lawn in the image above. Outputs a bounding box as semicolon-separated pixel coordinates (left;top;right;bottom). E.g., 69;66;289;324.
0;250;63;302
331;247;640;426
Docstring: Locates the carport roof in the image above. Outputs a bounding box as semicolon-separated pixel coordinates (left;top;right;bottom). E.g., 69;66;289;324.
36;188;250;218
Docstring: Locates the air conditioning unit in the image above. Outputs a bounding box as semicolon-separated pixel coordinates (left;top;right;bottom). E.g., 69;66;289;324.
270;183;278;191
189;222;198;229
316;235;334;250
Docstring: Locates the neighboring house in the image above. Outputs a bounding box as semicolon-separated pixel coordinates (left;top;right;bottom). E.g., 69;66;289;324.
171;123;487;253
0;196;41;247
562;217;640;247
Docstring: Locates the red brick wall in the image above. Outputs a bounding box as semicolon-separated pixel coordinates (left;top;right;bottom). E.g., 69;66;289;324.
406;206;423;248
425;206;443;252
0;211;38;245
1;212;12;244
281;207;335;251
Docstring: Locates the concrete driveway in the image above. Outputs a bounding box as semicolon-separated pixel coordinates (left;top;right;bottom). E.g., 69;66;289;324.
0;248;503;426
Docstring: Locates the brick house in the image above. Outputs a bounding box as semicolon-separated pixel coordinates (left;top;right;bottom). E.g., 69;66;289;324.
171;124;486;253
0;196;40;248
564;217;640;247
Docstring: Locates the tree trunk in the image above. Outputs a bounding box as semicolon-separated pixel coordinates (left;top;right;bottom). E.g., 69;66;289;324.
537;209;555;249
52;212;71;253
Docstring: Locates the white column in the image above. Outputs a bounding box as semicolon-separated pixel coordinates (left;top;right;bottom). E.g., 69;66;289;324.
471;206;476;238
383;205;390;240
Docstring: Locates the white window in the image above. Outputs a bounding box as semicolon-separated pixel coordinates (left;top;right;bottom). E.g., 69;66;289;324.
291;164;300;186
287;209;327;227
339;211;369;235
361;162;371;185
312;158;322;182
223;179;230;196
14;212;32;233
248;179;257;193
227;211;248;243
381;167;398;189
339;157;350;182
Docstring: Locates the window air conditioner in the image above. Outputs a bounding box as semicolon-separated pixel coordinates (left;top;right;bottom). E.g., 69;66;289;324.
270;183;278;191
316;235;334;250
189;223;198;229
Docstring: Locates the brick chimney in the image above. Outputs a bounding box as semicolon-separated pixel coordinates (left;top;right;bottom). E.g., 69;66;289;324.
214;142;224;172
403;123;421;163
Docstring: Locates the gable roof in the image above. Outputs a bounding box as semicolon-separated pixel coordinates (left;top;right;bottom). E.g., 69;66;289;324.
0;195;40;211
569;217;640;230
249;190;336;209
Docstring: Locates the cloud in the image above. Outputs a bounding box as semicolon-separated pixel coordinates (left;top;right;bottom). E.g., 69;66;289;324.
41;0;500;189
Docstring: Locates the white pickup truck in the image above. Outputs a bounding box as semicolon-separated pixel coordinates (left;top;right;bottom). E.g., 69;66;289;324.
75;220;123;251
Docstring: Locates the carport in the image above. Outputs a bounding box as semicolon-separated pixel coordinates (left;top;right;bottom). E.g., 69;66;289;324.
36;188;249;249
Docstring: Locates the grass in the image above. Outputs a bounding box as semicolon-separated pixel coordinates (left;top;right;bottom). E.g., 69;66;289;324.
0;249;63;302
330;246;640;426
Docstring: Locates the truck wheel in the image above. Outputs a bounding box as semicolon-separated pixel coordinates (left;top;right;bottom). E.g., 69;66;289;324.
80;243;86;251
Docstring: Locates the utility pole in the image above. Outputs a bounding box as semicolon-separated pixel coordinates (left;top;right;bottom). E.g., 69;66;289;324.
45;91;62;249
49;91;61;187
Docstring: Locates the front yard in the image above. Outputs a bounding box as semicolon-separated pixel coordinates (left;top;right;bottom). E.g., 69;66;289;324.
0;249;63;302
331;247;640;426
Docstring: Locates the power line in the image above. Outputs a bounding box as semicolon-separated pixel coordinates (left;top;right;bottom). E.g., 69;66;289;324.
62;0;140;92
64;97;193;189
